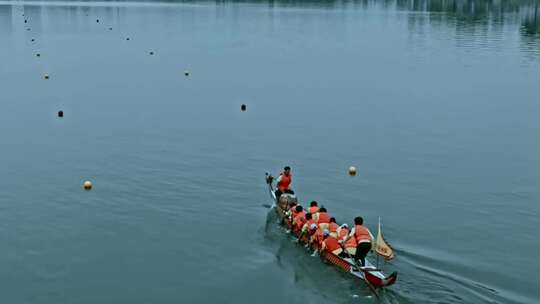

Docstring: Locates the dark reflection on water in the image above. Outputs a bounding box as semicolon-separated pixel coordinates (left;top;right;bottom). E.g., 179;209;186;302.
0;3;12;35
521;3;539;35
2;0;539;56
521;4;540;56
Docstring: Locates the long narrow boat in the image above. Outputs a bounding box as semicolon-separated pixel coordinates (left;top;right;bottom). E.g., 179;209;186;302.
265;173;398;292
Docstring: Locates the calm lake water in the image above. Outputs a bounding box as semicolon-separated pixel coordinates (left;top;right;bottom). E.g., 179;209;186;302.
1;0;539;303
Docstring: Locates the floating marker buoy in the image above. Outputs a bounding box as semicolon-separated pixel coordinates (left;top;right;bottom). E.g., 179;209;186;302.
27;28;31;31
31;38;35;42
36;53;40;57
184;71;190;76
58;110;63;118
241;104;247;111
96;19;99;23
44;74;49;80
126;37;130;41
149;51;154;55
83;181;93;190
109;27;112;30
24;19;27;23
348;166;357;176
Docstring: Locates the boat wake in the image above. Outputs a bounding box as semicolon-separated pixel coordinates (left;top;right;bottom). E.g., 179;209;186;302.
388;245;532;304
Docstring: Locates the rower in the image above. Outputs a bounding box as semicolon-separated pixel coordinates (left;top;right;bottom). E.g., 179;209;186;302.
275;166;293;198
321;230;344;257
311;225;325;248
328;217;339;238
338;224;357;257
347;216;374;267
300;213;316;236
291;206;306;235
316;207;331;230
299;213;316;244
285;202;298;220
308;201;319;214
285;202;298;228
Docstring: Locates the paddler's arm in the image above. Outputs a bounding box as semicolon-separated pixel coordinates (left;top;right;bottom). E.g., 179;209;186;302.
340;228;355;244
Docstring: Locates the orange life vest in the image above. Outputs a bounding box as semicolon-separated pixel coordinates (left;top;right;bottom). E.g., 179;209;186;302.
317;212;331;224
323;236;342;255
289;208;298;222
313;228;324;246
308;206;319;214
354;225;371;244
339;228;357;249
293;211;306;233
328;222;339;234
305;219;316;232
277;172;292;192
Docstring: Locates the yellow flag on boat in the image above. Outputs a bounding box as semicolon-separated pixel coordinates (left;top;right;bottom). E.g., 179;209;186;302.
374;218;395;260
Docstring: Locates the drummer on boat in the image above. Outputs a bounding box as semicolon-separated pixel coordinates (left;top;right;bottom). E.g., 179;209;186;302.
275;166;294;198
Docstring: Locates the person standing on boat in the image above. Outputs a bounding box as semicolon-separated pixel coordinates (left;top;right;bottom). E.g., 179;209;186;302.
275;166;293;198
347;217;374;267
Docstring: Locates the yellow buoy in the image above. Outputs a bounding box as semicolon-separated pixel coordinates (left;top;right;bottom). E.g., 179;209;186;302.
83;181;93;190
348;166;357;176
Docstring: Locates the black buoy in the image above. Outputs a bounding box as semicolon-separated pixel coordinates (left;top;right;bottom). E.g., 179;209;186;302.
31;38;35;42
149;51;154;55
109;27;112;30
241;104;247;112
27;28;31;31
24;19;27;23
126;37;130;41
184;71;190;76
58;110;64;118
96;19;99;23
36;53;40;57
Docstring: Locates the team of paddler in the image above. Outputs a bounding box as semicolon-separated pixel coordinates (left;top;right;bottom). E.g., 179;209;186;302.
275;166;374;268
